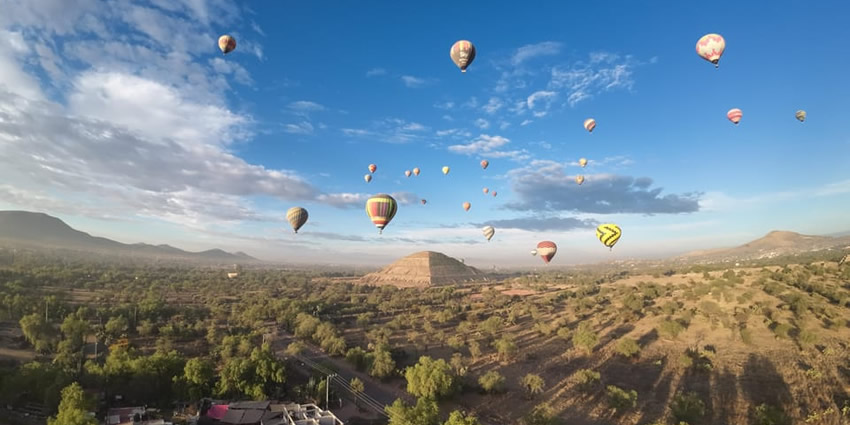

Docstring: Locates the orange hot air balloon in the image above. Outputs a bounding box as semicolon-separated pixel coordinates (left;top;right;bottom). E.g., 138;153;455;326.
450;40;476;73
727;108;742;125
405;170;412;177
462;202;471;211
218;35;236;54
413;167;420;176
364;174;372;183
536;241;557;264
365;194;398;234
576;175;585;185
480;160;489;169
483;187;489;194
368;164;377;173
696;33;726;68
584;118;596;133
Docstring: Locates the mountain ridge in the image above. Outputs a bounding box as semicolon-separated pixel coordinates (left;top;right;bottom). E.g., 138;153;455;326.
0;210;258;263
677;230;850;262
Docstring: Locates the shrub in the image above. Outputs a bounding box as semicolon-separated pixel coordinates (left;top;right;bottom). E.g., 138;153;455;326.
478;370;506;393
572;322;598;354
658;320;685;339
740;328;754;345
606;385;637;410
773;323;792;339
798;328;818;346
753;403;790;425
572;369;600;390
615;338;640;358
671;392;706;424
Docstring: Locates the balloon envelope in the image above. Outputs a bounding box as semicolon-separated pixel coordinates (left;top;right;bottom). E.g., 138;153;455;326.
727;108;743;125
450;40;476;72
795;110;806;122
413;167;420;176
481;160;489;169
421;199;427;205
368;164;377;173
536;241;557;264
405;170;411;177
576;175;585;185
366;194;398;234
696;33;725;67
286;207;308;233
596;223;622;250
218;35;236;54
584;118;596;133
579;158;588;168
482;226;495;241
492;191;497;197
530;249;538;256
463;202;471;211
364;174;372;183
442;166;450;175
483;187;489;194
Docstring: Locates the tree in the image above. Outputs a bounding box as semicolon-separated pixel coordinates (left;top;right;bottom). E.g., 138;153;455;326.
468;340;482;359
350;377;364;406
386;397;439;425
370;347;396;379
521;374;545;398
572;322;598;354
450;353;468;377
60;314;89;348
20;312;53;352
481;316;503;338
443;411;481;425
615;338;640;358
345;347;370;371
447;335;465;351
285;341;306;357
493;336;517;361
521;403;557;425
478;370;505;393
606;385;638;411
183;358;215;400
404;356;455;399
48;382;97;425
104;315;129;342
670;391;706;424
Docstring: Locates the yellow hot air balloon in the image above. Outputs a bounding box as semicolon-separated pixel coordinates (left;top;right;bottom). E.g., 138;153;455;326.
218;35;236;54
576;175;585;185
364;174;372;183
596;223;622;250
450;40;476;73
462;202;471;211
413;167;421;176
795;110;807;122
584;118;596;133
286;207;308;234
579;158;588;168
442;166;450;175
366;194;398;234
696;33;725;68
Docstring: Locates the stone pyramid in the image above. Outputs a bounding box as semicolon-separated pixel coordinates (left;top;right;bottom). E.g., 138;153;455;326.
359;251;488;288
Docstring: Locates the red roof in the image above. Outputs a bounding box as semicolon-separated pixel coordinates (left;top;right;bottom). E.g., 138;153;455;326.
207;404;229;420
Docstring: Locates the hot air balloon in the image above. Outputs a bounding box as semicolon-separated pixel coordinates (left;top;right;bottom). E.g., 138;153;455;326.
483;188;489;194
450;40;476;73
442;166;450;175
795;110;807;122
530;249;538;256
584;118;596;133
368;164;377;173
218;35;236;54
579;158;588;168
286;207;308;234
696;33;726;68
596;223;622;250
536;241;557;264
481;160;489;170
413;167;420;176
727;108;743;125
421;199;427;205
405;170;412;178
492;191;497;197
576;175;585;185
482;226;495;242
366;194;398;234
364;174;372;183
463;202;471;211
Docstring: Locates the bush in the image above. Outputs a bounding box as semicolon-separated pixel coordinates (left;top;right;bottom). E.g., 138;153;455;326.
572;322;598;354
606;385;637;410
798;328;818;346
572;369;600;391
740;328;754;345
615;338;640;358
772;323;792;339
671;392;706;424
478;370;506;393
658;320;685;339
753;403;790;425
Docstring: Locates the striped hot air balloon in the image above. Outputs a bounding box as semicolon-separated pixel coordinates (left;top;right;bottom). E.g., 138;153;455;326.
536;241;557;264
450;40;476;73
218;35;236;54
366;194;398;234
481;160;489;169
795;110;807;122
584;118;596;133
482;226;495;242
368;164;377;173
727;108;743;125
463;202;471;211
696;33;725;68
596;223;622;250
286;207;309;234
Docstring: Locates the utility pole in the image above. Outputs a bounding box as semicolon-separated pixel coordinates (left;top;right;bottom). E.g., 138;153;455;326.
325;373;337;410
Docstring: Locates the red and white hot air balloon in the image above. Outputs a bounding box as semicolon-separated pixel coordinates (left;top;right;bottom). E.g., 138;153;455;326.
696;33;726;68
536;241;557;264
584;118;596;133
480;160;489;170
727;108;742;125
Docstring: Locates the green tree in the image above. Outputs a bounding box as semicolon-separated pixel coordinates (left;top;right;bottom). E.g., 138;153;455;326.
60;314;89;348
521;403;557;425
450;353;468;377
346;347;370;371
104;315;129;342
468;340;482;359
350;377;365;406
370;347;396;379
183;357;215;400
493;336;518;361
47;382;97;425
572;322;598;354
573;369;600;391
481;316;503;338
285;341;306;357
443;411;481;425
606;385;638;411
404;356;455;399
386;397;439;425
521;373;545;398
615;338;640;358
20;312;53;352
478;370;505;393
670;391;706;424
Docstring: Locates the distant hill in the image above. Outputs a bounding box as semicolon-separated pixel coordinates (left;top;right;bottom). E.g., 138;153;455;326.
359;251;489;288
678;230;850;263
0;210;258;263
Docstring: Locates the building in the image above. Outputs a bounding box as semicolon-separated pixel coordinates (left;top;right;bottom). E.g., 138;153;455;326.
202;402;343;425
227;272;239;279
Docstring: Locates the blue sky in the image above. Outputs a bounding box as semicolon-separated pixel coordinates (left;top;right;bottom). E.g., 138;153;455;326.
1;0;849;267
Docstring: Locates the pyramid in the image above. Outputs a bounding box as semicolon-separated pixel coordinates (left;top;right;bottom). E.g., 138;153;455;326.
359;251;489;288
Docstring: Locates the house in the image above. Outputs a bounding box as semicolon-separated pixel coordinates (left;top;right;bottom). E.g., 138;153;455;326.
227;272;239;278
106;407;173;425
201;401;343;425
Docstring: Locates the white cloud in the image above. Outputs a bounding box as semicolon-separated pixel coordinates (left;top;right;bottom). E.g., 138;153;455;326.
483;97;503;114
520;119;533;126
209;57;253;85
474;118;490;129
366;68;387;77
283;121;315;134
499;121;510;130
401;75;426;88
448;134;510;155
549;52;637;106
342;118;428;144
526;90;556;110
434;101;455;110
511;41;562;65
288;100;326;112
699;179;850;213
